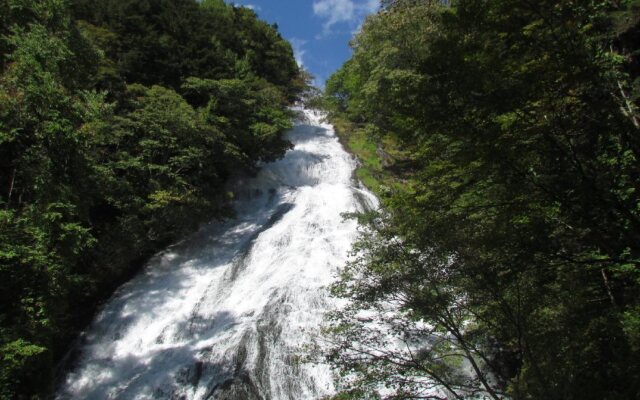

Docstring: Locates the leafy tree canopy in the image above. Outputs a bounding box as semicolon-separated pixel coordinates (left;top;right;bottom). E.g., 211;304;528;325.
0;0;306;397
324;1;640;399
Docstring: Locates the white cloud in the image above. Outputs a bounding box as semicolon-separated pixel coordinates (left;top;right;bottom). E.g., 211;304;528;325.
242;3;261;11
289;38;307;67
313;0;355;30
229;1;262;11
313;0;379;35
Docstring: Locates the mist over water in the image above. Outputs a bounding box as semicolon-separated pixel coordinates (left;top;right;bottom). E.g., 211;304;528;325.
57;110;378;399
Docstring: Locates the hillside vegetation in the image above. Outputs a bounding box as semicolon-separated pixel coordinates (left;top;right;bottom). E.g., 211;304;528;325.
0;0;304;397
323;0;640;399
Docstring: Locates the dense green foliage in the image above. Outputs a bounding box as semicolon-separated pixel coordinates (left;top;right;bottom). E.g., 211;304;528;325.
0;0;304;397
324;0;640;398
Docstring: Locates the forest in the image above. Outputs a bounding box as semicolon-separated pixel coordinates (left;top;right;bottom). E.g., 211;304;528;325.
322;0;640;399
0;0;304;398
4;0;640;398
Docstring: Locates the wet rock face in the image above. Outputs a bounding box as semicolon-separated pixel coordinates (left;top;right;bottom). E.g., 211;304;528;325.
56;110;379;400
209;373;262;400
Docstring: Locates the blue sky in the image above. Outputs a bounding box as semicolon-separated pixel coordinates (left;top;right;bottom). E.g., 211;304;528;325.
229;0;380;87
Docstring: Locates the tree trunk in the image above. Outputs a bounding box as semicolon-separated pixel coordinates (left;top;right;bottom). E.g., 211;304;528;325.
5;166;16;209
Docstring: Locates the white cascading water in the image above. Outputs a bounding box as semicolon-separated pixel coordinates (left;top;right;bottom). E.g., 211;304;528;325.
56;109;378;400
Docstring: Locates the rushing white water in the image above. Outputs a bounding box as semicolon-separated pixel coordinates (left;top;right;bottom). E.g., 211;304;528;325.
57;109;378;400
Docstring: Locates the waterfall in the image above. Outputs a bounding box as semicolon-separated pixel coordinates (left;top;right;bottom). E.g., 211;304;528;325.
56;109;378;400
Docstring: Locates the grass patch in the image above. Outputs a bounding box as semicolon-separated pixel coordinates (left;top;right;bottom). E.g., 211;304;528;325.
355;167;382;193
328;115;402;199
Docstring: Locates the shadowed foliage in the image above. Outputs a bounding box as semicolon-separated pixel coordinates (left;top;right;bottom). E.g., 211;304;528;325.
0;0;306;397
323;0;640;398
